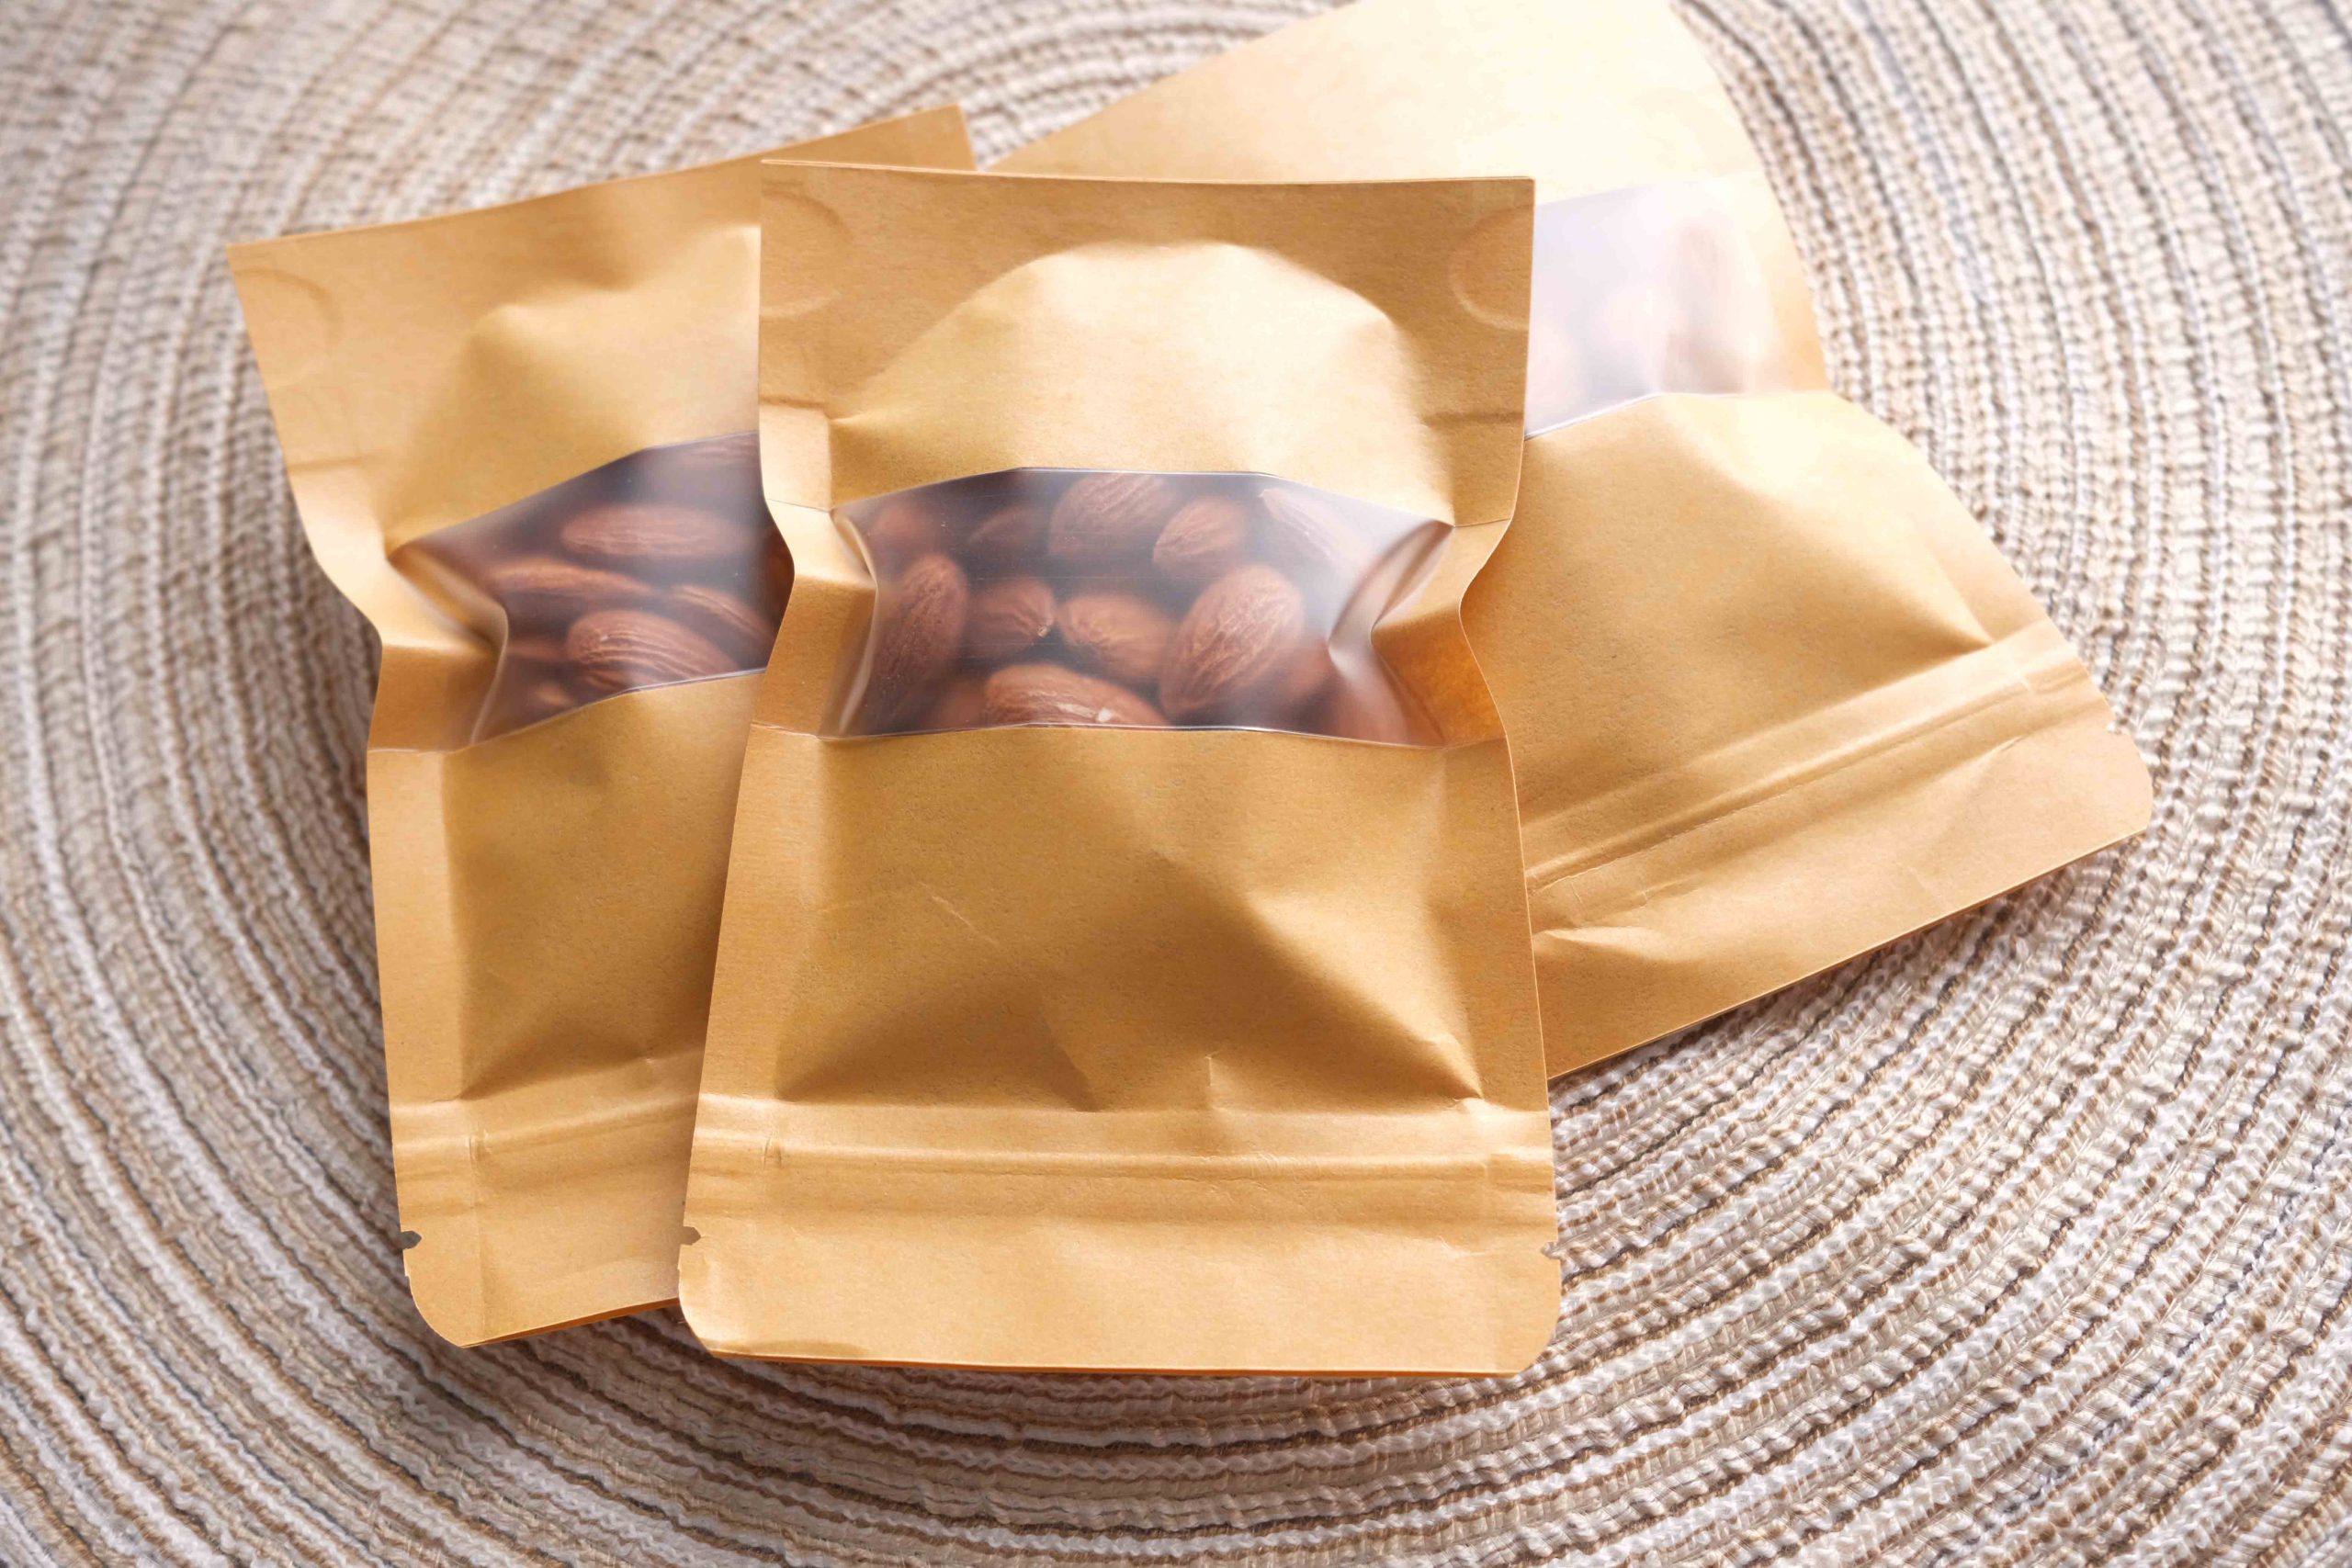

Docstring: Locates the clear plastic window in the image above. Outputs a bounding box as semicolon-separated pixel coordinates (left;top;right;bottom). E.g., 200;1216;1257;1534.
393;434;785;741
831;469;1443;744
1526;181;1794;437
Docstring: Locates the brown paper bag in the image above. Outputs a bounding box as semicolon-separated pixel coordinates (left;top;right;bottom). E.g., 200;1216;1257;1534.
229;107;974;1346
681;164;1558;1374
1003;0;2152;1074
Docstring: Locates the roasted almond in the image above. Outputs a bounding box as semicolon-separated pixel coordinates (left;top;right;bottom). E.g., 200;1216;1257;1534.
1159;565;1307;723
983;663;1169;728
1152;493;1254;588
861;494;953;575
1048;473;1183;566
1269;636;1339;716
917;671;989;731
1056;590;1176;688
485;556;647;622
666;583;775;667
963;501;1046;566
502;631;568;668
863;552;969;728
1256;486;1369;601
661;430;761;499
560;502;744;567
566;608;739;694
495;644;574;684
1193;634;1335;731
965;575;1057;665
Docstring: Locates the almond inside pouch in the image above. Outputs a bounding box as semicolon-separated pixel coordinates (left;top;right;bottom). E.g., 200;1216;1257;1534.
684;164;1559;1374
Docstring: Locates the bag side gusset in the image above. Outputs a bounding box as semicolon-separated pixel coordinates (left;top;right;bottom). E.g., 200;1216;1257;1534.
1498;394;2151;1066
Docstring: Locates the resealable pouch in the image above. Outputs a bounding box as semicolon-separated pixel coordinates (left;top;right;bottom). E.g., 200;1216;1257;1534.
229;106;973;1345
682;164;1558;1373
1004;0;2152;1073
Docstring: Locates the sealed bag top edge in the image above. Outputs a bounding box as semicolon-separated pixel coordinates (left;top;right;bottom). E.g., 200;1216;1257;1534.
757;161;1534;532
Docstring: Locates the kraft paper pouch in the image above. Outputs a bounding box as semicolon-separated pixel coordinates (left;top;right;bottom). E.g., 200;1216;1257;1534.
1005;0;2152;1075
683;164;1558;1374
228;107;974;1346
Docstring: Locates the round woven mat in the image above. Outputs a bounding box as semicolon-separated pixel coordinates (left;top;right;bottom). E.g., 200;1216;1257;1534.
5;0;2349;1561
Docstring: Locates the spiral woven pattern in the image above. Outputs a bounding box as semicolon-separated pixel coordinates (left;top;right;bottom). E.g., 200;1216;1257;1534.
4;0;2348;1561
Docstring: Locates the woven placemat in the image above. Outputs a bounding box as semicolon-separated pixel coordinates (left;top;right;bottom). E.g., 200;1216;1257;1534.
4;0;2349;1561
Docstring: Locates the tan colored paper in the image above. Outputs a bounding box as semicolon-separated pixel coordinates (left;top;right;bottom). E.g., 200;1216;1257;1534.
229;107;975;1346
1005;0;2151;1075
1498;395;2150;1064
684;164;1558;1374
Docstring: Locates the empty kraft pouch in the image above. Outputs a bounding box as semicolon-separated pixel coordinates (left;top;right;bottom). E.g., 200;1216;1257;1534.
683;164;1558;1374
229;107;974;1345
1004;0;2153;1073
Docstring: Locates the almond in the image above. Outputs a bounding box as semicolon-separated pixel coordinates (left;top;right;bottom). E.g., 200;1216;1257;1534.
965;575;1057;665
661;430;761;500
1152;493;1254;588
1256;486;1369;606
502;631;568;668
566;608;739;694
1161;634;1336;733
666;584;775;666
1159;565;1307;723
983;663;1169;728
917;671;989;731
1269;636;1339;716
1056;590;1176;688
485;556;647;622
1184;633;1332;730
861;494;953;575
560;502;744;567
863;552;969;728
1048;473;1183;566
963;501;1046;566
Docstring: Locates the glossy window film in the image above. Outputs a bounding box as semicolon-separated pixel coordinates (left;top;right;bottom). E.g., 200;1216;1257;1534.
1525;179;1794;437
832;468;1441;742
395;434;786;741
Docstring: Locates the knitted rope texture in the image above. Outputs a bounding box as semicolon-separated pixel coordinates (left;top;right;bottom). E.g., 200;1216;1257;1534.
2;1;2348;1562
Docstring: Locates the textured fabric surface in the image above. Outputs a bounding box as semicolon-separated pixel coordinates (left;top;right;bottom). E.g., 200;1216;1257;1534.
2;0;2348;1561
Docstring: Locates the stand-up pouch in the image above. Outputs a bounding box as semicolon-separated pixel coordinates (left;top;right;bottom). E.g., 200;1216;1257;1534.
230;107;973;1345
683;164;1558;1374
1004;0;2152;1073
